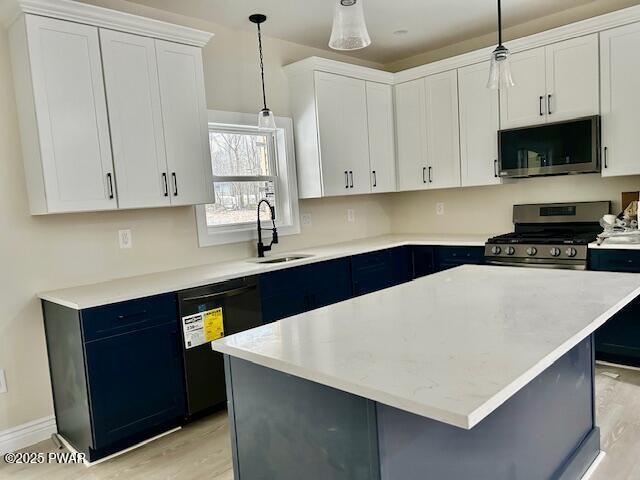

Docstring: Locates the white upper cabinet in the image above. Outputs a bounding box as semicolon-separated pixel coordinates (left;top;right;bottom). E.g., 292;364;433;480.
365;82;396;193
601;23;640;177
545;34;599;122
424;70;461;189
285;59;396;198
315;71;371;196
501;35;599;129
395;78;428;191
499;47;547;129
155;40;214;206
11;15;116;214
458;61;500;187
100;29;170;209
8;2;213;214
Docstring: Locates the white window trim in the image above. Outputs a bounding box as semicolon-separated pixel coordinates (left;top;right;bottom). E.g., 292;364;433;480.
196;110;300;247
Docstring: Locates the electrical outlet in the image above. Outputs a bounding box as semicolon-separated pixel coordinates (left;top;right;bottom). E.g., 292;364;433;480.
301;213;312;227
347;209;356;223
0;369;7;394
436;202;445;216
118;229;133;249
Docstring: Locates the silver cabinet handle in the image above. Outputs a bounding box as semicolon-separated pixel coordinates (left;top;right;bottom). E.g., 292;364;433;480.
106;173;114;199
428;166;433;183
494;159;499;178
162;173;169;197
372;170;377;188
422;167;427;184
547;94;552;115
172;172;178;196
345;171;349;188
349;171;354;188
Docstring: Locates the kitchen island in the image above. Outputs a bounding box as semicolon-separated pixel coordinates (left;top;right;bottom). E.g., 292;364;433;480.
212;265;640;480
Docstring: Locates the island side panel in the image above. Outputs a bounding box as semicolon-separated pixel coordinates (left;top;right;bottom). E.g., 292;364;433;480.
377;337;598;480
224;356;380;480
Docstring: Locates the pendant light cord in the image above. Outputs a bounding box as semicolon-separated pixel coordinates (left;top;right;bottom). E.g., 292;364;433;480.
497;0;503;46
257;22;268;111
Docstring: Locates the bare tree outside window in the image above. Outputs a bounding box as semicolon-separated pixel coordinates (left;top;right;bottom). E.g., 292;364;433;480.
206;129;277;227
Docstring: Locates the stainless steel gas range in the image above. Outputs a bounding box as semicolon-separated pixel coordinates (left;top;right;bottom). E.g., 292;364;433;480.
485;202;610;270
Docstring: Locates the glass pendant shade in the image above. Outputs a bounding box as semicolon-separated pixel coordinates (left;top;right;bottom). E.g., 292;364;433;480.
329;0;371;51
258;108;276;130
487;45;515;90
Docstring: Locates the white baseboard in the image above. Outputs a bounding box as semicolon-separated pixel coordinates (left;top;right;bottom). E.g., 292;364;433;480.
0;416;57;454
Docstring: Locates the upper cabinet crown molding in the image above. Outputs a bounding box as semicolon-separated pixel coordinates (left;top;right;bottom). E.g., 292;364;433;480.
1;0;214;47
284;56;394;84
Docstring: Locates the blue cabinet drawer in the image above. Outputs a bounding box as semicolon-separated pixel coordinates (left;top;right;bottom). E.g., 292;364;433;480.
590;249;640;273
412;246;435;279
435;246;484;271
82;294;178;342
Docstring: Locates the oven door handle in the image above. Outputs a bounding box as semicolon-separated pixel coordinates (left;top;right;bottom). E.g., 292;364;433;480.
486;259;586;270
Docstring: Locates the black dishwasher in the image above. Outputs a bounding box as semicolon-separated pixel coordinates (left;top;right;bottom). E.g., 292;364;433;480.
177;276;262;417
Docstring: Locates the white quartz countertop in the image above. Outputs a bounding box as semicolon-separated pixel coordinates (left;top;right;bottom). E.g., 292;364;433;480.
37;233;491;310
589;241;640;250
212;265;640;429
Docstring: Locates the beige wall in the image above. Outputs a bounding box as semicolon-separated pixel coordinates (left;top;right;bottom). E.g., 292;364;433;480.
0;1;392;431
389;175;640;236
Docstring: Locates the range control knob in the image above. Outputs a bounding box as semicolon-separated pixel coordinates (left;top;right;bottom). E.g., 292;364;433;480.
526;247;537;256
550;247;561;257
491;246;502;255
505;246;516;256
566;247;577;258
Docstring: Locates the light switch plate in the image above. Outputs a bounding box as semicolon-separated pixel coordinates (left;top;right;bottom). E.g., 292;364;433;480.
118;229;133;249
0;369;7;394
436;202;445;216
347;209;356;223
301;213;312;227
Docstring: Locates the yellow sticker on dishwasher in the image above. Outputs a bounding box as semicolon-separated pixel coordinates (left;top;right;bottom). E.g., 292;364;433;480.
203;307;224;342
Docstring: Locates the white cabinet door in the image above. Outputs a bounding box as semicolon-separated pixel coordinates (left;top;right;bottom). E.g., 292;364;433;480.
100;29;170;209
425;70;461;189
365;82;396;193
601;23;640;177
458;62;500;187
155;40;213;206
545;34;599;122
500;47;547;129
395;78;429;191
25;15;115;212
315;72;371;196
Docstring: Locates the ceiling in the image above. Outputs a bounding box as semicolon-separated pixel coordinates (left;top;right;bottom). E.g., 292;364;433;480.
127;0;602;64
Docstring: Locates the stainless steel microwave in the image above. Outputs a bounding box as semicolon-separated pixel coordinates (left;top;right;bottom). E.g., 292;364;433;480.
498;116;600;178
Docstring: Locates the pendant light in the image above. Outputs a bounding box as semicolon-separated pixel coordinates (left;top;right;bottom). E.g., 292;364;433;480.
329;0;371;51
487;0;515;90
249;14;276;130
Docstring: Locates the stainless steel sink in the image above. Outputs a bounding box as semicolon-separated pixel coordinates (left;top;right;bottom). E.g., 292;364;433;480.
253;255;312;264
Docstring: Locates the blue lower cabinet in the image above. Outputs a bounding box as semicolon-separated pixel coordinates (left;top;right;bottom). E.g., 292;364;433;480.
412;246;436;279
260;258;352;323
352;247;412;296
434;246;485;272
85;322;185;449
590;249;640;366
42;293;185;462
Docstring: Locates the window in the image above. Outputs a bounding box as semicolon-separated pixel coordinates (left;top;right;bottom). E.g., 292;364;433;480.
196;111;299;247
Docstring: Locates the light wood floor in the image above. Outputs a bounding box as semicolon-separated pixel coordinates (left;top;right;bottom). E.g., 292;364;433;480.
2;364;640;479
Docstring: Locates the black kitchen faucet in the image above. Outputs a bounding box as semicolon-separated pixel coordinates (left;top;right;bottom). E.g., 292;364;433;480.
257;199;278;257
